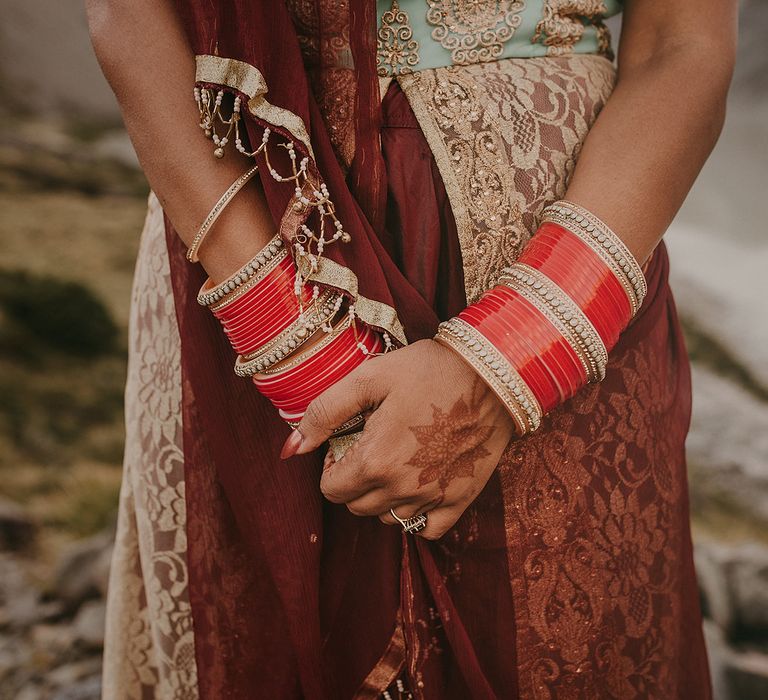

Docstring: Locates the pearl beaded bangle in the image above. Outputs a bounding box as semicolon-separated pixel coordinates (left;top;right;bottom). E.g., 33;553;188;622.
541;201;646;314
197;235;285;307
436;317;542;434
233;291;343;376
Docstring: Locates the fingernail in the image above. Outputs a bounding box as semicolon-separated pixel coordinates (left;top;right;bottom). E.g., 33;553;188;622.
280;429;303;459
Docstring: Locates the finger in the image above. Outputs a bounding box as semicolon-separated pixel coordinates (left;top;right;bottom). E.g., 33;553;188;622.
345;485;436;518
318;437;379;504
281;357;389;458
413;506;462;541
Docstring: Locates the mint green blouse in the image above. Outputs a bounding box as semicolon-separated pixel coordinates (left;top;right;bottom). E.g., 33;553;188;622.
376;0;622;76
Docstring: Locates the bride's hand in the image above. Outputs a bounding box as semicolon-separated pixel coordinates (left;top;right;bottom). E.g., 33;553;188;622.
282;339;516;539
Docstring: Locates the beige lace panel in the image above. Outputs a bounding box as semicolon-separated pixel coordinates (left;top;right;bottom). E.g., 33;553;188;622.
102;194;198;700
534;1;613;57
398;54;615;303
425;0;526;66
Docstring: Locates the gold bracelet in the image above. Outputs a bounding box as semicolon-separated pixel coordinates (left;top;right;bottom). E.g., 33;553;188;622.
186;164;260;263
435;318;541;435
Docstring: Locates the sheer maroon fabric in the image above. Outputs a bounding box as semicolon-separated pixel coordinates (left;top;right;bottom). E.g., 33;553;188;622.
165;2;710;698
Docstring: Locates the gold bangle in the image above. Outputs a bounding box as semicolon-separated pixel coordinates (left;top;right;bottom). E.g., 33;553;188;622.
186;164;260;263
234;291;342;376
435;318;541;435
255;313;353;377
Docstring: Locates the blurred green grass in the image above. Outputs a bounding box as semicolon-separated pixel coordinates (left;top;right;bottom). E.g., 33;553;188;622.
0;114;147;548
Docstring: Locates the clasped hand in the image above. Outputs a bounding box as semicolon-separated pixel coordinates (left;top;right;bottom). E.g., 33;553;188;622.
281;339;515;539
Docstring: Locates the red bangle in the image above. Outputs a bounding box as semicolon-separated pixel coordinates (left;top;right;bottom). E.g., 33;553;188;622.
484;287;586;396
461;291;583;410
255;324;381;415
525;221;632;326
518;224;630;347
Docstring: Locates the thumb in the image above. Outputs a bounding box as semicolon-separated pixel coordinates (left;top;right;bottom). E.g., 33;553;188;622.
280;359;388;458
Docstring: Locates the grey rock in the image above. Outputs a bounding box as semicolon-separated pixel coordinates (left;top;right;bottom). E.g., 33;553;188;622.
667;228;768;391
703;619;730;700
0;555;42;629
730;544;768;637
0;497;36;552
15;685;45;700
687;365;768;524
696;543;733;632
51;532;113;609
47;657;103;687
72;600;106;650
29;623;75;659
696;539;768;642
725;650;768;700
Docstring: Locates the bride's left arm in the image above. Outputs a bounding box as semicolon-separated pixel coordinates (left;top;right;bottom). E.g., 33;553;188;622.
283;0;738;540
566;0;738;263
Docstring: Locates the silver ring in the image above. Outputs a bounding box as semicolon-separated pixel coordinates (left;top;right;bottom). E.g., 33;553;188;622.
390;508;428;535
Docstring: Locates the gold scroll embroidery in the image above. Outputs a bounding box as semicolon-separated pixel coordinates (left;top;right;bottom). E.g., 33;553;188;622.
425;0;526;66
398;54;615;303
533;0;613;58
377;1;421;76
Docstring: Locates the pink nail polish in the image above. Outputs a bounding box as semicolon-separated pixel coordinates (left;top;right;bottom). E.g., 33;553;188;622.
280;429;303;459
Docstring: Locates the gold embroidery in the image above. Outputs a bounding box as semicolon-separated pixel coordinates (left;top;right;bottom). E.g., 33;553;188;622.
499;340;689;697
377;1;420;76
425;0;526;66
398;55;615;303
533;1;613;59
195;55;315;159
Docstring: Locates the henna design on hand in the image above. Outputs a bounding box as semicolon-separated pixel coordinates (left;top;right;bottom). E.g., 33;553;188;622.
405;380;495;497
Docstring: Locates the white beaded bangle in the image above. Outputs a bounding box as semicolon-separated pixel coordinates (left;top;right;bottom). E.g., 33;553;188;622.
435;318;541;435
186;164;260;263
541;201;647;315
197;235;285;307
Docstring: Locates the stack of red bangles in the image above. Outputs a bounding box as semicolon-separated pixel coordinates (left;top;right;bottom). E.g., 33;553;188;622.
436;200;647;436
196;233;381;430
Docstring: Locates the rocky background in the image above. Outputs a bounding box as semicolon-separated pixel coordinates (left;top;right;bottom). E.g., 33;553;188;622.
0;1;766;698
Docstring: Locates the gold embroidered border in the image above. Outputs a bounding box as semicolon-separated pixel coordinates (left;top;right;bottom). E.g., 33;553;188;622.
397;69;479;298
195;54;315;159
398;56;616;303
353;617;406;699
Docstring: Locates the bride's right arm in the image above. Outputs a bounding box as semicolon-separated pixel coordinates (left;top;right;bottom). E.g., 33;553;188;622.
86;0;274;282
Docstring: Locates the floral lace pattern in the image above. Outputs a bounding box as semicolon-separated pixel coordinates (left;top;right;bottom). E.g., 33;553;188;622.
499;339;692;697
102;194;198;699
399;54;615;303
